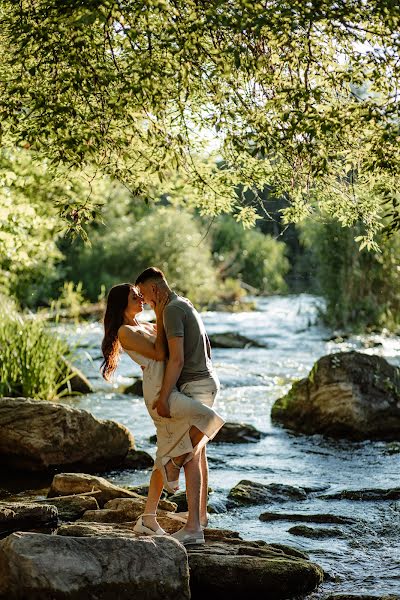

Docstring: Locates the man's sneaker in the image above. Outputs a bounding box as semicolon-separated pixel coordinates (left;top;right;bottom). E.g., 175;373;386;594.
171;527;205;546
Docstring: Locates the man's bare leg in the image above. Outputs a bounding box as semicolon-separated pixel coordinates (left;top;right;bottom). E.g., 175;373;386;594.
199;446;209;528
182;450;202;532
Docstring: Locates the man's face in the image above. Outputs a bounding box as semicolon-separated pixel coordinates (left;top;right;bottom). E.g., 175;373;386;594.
137;281;157;308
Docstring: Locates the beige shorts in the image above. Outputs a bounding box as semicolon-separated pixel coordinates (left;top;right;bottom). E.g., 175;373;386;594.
179;374;220;408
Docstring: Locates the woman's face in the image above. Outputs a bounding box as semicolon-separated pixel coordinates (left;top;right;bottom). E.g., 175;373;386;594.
125;287;144;318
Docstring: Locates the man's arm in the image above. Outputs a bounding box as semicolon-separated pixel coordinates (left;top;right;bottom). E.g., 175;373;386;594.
152;337;184;417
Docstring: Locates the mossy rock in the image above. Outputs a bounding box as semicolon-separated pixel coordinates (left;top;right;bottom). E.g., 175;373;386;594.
272;351;400;440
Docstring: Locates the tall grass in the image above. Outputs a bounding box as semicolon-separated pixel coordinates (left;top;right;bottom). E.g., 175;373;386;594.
0;296;72;400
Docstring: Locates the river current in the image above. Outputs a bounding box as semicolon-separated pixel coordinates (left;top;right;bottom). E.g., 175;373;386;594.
20;295;400;597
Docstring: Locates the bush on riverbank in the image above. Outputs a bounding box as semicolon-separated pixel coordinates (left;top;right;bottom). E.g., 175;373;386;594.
210;216;290;294
300;220;400;331
0;301;72;400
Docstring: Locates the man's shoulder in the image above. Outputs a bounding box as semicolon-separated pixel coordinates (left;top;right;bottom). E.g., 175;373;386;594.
166;295;193;312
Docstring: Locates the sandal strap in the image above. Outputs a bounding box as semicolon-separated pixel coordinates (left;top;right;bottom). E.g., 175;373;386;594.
141;513;156;517
170;458;181;469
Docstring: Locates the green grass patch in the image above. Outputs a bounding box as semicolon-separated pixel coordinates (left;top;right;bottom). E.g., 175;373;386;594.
0;297;73;400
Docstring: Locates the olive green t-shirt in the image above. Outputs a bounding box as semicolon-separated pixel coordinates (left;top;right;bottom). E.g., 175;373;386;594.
163;292;213;387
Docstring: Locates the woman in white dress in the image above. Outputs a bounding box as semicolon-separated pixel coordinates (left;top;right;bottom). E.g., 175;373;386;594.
101;283;224;536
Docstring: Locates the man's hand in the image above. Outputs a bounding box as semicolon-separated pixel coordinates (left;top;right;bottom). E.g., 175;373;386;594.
152;398;171;418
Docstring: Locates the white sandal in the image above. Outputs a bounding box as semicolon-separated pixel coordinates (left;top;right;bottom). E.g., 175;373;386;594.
160;457;181;494
133;513;167;536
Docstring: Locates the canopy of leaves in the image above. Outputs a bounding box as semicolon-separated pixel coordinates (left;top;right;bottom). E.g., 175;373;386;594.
0;1;399;241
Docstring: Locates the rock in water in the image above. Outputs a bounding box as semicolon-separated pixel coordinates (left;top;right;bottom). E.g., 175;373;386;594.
212;422;265;443
188;534;323;599
227;480;307;508
271;351;400;440
0;503;58;535
0;531;190;600
208;332;266;348
0;397;134;472
122;379;143;396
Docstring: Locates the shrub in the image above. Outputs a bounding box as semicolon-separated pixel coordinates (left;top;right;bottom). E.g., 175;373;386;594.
0;302;72;400
63;206;219;306
300;219;400;331
211;216;289;293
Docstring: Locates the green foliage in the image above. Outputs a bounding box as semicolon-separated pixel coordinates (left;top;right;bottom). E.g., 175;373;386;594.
0;304;72;400
211;217;289;293
50;282;87;322
300;219;400;331
63;206;219;306
0;1;399;237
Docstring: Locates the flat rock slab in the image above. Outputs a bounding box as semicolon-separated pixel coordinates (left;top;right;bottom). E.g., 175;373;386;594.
260;512;356;524
0;502;58;534
188;536;323;599
271;351;400;440
0;397;134;472
320;487;400;501
212;421;266;443
288;525;346;539
48;473;177;510
0;531;190;600
228;480;307;508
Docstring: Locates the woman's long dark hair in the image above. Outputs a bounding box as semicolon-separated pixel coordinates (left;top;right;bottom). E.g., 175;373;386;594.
101;283;134;381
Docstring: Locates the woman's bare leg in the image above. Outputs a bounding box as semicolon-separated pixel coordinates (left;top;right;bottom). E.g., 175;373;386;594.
142;468;164;530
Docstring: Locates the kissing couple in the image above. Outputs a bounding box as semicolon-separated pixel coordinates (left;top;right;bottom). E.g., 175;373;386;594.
101;267;225;546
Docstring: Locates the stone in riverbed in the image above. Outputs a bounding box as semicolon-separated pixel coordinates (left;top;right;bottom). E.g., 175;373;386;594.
59;357;94;394
0;397;134;472
80;497;177;524
122;378;143;396
120;448;153;469
259;512;356;525
319;487;400;501
288;525;346;539
57;521;323;599
227;480;307;508
0;502;58;535
0;531;190;600
47;472;177;510
37;495;99;521
208;332;266;348
271;351;400;441
212;421;265;443
188;535;323;599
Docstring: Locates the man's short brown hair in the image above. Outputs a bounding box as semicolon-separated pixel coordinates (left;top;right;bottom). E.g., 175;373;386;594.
135;267;167;285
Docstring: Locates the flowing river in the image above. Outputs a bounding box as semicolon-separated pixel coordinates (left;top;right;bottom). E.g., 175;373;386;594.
12;295;400;597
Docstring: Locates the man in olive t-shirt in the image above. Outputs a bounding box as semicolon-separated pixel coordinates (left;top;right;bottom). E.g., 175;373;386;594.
136;266;222;544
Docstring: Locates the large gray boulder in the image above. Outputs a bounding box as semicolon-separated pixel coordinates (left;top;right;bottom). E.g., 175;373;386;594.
271;352;400;440
0;397;134;472
0;531;190;600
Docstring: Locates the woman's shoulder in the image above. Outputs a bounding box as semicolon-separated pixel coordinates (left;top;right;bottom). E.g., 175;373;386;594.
118;324;142;341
